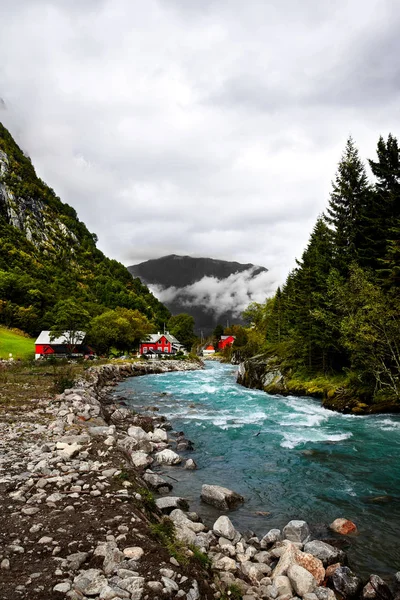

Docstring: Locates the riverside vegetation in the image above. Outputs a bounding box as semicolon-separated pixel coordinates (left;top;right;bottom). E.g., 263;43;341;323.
227;136;400;414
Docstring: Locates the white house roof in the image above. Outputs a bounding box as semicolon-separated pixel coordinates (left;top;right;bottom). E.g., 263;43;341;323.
35;331;86;345
142;332;183;346
221;335;236;340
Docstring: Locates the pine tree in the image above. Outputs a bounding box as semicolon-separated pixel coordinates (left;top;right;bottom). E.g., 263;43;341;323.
326;137;371;274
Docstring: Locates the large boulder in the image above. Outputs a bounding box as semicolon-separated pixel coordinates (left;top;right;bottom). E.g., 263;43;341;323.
261;529;282;548
329;518;357;535
201;485;244;510
287;564;317;597
155;497;189;514
332;566;362;598
295;551;325;586
143;472;173;493
362;575;393;600
304;540;346;567
283;520;310;544
213;516;238;541
154;449;182;465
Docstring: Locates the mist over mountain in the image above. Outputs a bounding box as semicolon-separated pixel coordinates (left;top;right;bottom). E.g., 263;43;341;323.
128;255;271;335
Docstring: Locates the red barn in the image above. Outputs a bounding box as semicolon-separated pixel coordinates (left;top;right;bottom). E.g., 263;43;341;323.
218;335;236;350
139;332;183;356
35;331;90;359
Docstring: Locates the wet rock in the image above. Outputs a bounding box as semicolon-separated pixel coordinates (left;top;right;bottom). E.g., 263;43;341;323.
304;540;346;567
332;566;362;598
155;496;190;514
287;564;317;597
283;520;310;544
154;449;182;465
329;518;357;535
143;472;173;492
185;458;197;470
201;484;244;510
362;575;393;600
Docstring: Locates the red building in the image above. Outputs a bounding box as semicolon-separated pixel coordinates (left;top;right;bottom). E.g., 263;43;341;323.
218;335;236;350
139;332;183;356
35;331;91;359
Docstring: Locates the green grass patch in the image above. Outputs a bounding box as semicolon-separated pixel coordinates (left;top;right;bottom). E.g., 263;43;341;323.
0;326;35;360
149;518;189;565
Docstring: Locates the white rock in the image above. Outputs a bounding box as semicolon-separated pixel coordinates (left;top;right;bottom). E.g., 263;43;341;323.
123;547;144;560
129;451;153;468
287;564;317;597
283;520;310;544
213;516;237;541
212;556;237;571
154;449;182;465
150;428;168;442
127;426;149;440
53;582;71;593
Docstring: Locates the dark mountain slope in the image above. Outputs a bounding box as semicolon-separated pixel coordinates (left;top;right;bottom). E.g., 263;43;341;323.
0;122;169;334
128;255;268;335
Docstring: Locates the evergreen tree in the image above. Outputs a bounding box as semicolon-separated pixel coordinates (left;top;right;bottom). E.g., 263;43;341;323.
326;137;371;274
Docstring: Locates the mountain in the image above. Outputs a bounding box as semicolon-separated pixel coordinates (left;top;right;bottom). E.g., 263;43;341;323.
0;122;170;334
128;254;269;335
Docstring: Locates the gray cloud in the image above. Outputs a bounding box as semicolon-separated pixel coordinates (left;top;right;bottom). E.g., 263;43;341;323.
0;0;399;295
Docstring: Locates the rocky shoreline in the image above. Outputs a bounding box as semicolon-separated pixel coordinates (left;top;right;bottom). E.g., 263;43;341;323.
1;359;399;600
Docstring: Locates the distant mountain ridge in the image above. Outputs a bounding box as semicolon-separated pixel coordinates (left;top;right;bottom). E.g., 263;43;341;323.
128;255;269;335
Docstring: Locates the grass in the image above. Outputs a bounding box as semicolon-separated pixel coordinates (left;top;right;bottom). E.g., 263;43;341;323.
149;518;189;565
0;326;35;360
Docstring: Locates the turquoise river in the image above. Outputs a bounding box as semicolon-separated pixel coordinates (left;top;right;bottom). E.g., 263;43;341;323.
115;362;400;579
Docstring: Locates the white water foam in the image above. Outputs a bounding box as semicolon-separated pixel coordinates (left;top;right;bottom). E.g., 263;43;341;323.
281;431;352;449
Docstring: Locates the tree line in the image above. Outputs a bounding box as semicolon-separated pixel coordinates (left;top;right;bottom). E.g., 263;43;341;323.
239;135;400;405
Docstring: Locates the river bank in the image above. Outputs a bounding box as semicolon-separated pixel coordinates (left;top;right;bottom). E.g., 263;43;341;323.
236;355;400;415
1;359;399;600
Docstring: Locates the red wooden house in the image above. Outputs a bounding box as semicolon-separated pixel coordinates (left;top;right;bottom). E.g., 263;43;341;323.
139;332;183;356
34;331;91;359
218;335;236;350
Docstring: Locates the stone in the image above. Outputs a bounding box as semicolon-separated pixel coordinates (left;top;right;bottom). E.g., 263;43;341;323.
53;582;71;593
187;580;200;600
155;496;189;514
287;564;317;597
147;581;163;593
283;520;310;544
304;540;346;566
128;451;153;468
201;484;244;510
213;516;238;541
1;559;10;570
325;563;341;579
272;543;298;579
66;551;89;571
73;569;108;595
185;458;197;470
260;528;282;548
275;575;293;597
241;561;272;583
127;426;149;440
329;518;357;535
21;507;40;516
143;472;173;492
315;587;336;600
154;449;182;465
362;575;393;600
332;566;363;598
38;536;53;544
46;493;63;503
295;551;325;585
123;547;144;560
150;428;168;442
213;556;237;571
57;442;82;460
161;576;179;593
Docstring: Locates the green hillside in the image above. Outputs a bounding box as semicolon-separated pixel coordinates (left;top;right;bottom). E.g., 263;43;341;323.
0;326;35;360
0;122;170;336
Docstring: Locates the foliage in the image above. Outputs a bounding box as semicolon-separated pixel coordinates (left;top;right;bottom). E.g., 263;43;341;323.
149;518;189;565
0;122;170;339
167;313;197;350
243;134;400;405
88;308;153;355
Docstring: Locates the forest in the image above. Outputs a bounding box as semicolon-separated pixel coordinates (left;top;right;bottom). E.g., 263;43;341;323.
233;135;400;409
0;122;170;342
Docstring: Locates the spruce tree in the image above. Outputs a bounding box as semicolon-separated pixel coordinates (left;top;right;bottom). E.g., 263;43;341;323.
326;137;371;274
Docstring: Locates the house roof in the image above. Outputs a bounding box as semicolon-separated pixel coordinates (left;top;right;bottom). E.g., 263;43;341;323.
141;332;182;346
221;335;235;340
35;331;86;345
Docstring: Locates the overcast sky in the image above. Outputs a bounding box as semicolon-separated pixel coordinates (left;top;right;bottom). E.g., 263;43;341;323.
1;0;399;290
